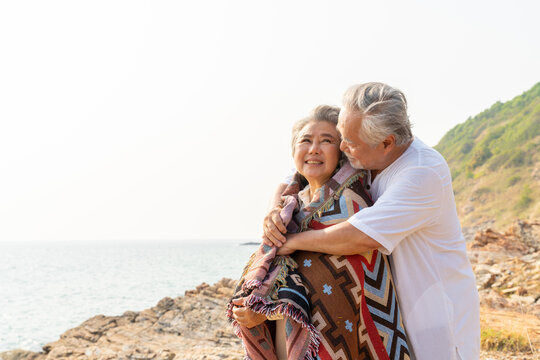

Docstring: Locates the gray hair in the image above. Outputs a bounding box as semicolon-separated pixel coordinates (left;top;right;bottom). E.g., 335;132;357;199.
342;82;413;147
291;105;340;155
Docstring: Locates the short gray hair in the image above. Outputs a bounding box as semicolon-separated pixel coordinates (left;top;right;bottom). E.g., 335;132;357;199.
342;82;413;147
291;105;340;155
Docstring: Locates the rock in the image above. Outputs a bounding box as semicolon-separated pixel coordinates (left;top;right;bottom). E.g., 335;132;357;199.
463;204;475;215
478;273;497;289
156;349;175;360
152;310;184;335
475;264;495;274
136;309;158;323
509;294;536;306
117;310;137;326
479;290;509;309
469;227;529;255
217;287;233;297
120;344;156;359
196;282;210;292
45;345;85;358
156;297;175;312
0;350;42;360
469;219;540;319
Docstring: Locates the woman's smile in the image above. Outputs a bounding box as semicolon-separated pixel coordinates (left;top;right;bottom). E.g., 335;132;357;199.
293;121;341;192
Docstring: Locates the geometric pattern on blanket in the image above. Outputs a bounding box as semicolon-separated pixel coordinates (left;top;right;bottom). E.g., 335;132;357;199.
293;167;410;359
291;249;410;360
291;187;411;359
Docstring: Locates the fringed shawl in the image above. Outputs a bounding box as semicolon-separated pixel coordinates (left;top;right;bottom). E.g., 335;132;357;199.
227;162;410;359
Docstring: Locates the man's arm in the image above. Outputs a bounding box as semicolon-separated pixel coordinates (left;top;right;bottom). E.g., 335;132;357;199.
277;220;381;255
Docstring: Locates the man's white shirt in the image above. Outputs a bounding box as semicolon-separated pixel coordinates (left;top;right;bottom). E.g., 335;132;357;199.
348;138;479;360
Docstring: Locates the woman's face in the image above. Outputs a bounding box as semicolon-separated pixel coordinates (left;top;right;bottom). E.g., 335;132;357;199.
293;121;341;189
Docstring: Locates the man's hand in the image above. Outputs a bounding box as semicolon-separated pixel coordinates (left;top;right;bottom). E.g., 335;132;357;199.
231;298;267;328
262;206;287;247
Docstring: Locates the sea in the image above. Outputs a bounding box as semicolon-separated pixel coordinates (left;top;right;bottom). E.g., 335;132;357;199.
0;240;257;352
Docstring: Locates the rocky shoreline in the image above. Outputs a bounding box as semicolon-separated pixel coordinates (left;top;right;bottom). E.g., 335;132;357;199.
1;220;539;360
0;279;243;360
470;220;540;359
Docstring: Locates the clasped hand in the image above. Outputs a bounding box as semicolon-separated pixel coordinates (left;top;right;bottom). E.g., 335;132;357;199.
233;206;299;327
262;206;287;247
231;298;267;328
261;206;295;255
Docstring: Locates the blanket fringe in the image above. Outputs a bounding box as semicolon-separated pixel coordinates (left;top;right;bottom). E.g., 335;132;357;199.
239;255;298;293
236;293;321;360
272;256;298;292
242;279;262;291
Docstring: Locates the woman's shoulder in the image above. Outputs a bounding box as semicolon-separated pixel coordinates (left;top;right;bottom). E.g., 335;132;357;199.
334;162;373;206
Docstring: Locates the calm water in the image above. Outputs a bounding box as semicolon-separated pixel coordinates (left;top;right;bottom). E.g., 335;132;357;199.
0;240;257;352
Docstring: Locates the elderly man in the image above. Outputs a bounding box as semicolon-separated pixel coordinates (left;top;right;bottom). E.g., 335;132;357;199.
263;83;480;360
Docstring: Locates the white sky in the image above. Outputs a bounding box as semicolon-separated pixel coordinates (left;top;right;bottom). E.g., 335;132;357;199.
1;0;538;242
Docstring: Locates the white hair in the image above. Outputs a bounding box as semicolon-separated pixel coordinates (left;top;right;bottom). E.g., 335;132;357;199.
291;105;340;155
342;82;413;147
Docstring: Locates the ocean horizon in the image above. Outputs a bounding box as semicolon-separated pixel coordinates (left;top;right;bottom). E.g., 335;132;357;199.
0;239;257;352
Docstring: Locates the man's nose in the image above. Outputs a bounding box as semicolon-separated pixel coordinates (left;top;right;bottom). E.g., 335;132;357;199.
339;140;347;152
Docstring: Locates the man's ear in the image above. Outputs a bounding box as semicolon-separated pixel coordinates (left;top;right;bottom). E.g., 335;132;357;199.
382;135;395;150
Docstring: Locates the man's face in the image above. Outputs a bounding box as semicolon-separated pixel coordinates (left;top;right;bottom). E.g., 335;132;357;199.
337;108;385;170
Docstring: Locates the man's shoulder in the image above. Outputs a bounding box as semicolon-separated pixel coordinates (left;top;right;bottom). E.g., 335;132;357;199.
410;138;446;164
397;138;449;174
378;139;450;189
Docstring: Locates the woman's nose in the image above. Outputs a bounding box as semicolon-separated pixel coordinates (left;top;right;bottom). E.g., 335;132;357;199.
309;141;321;153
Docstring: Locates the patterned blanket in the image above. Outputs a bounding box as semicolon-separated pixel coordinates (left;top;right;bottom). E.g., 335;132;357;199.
227;162;410;359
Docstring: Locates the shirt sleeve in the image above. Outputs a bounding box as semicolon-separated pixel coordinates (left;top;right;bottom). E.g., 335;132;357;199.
348;166;443;254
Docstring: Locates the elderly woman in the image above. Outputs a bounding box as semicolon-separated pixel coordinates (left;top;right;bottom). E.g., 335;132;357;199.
228;106;410;360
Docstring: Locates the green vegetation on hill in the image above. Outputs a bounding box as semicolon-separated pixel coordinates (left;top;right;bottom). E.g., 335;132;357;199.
435;82;540;227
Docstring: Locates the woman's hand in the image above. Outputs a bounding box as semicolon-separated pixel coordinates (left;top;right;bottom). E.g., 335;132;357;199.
276;240;295;256
231;298;267;328
262;207;287;247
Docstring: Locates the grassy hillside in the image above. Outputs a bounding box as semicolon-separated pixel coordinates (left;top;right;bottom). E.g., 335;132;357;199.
435;82;540;227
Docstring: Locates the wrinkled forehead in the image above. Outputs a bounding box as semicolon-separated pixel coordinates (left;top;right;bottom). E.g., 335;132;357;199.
298;120;340;137
337;108;361;134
